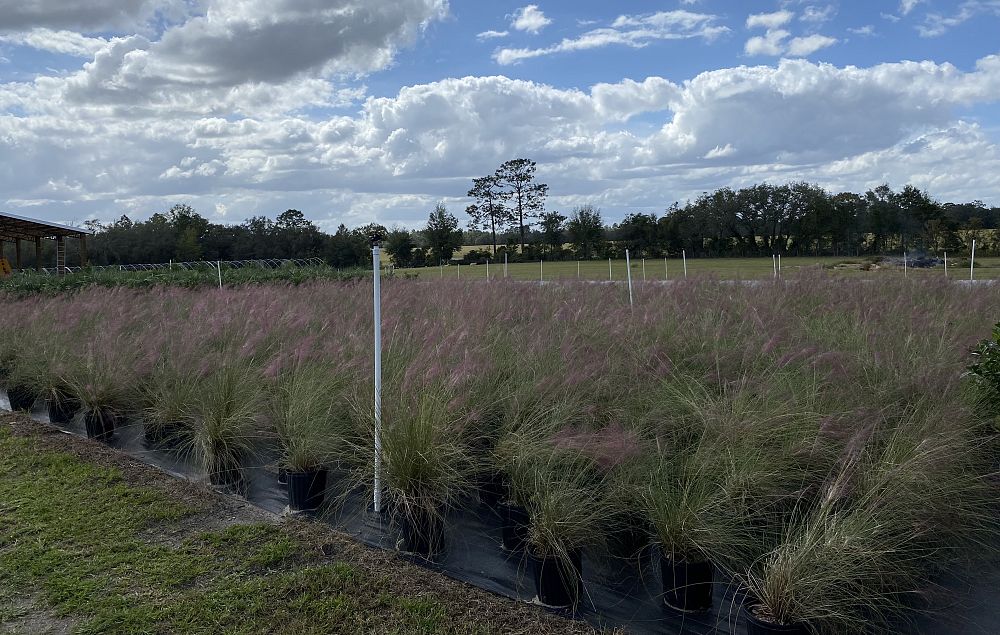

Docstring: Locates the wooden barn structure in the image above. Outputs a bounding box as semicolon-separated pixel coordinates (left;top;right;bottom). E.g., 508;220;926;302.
0;212;91;275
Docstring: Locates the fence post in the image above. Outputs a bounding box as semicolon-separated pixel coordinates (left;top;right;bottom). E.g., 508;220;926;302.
372;242;383;513
971;240;976;281
625;249;634;308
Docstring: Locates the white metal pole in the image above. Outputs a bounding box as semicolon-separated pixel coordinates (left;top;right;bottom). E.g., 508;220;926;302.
373;245;383;513
625;249;634;308
540;259;543;282
772;254;777;278
778;254;781;277
642;258;646;282
683;250;688;278
457;262;460;279
664;257;668;281
487;259;490;280
577;260;580;279
217;261;222;289
439;262;443;278
945;251;948;277
904;252;907;278
971;240;976;281
609;257;612;281
504;252;508;278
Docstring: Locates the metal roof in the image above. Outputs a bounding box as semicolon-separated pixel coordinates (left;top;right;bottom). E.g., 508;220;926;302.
0;211;92;241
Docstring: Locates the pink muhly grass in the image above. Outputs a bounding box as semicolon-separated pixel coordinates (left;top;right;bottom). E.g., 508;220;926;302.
550;424;643;471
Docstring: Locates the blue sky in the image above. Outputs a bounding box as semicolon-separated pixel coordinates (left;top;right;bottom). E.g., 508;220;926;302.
1;0;999;231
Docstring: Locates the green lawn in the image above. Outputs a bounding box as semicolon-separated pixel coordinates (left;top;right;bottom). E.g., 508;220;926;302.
0;422;591;635
398;256;1000;281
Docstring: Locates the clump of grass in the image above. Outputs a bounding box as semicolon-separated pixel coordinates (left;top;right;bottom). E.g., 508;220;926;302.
739;410;999;631
340;383;476;556
522;450;608;591
142;362;201;441
267;362;348;472
639;372;819;571
186;361;264;486
61;343;136;424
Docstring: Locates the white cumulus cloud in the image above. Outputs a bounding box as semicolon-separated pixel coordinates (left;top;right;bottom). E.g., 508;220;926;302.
787;34;838;56
746;11;794;30
745;30;790;56
511;5;552;34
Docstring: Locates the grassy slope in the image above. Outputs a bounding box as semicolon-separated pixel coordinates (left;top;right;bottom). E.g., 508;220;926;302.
0;420;593;635
399;256;1000;281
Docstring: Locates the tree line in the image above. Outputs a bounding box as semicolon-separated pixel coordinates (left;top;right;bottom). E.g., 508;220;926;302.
12;167;997;270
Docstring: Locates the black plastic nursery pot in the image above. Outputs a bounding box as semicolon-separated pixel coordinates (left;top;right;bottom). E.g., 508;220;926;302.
398;508;445;558
661;555;714;613
287;469;328;511
743;605;808;635
84;410;119;441
47;397;80;424
607;513;648;560
142;421;186;447
530;549;583;608
6;386;37;412
499;501;530;551
143;421;167;444
208;455;245;489
477;470;508;509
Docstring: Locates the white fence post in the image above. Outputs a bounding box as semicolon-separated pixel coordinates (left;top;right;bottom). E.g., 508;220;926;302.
683;250;688;278
971;240;976;281
625;249;634;308
372;244;383;513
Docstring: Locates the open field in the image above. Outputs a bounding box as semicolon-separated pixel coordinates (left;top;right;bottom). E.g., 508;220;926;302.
3;275;1000;633
398;256;1000;281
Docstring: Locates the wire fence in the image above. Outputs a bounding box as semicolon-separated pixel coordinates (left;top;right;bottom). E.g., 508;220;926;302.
36;258;325;275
